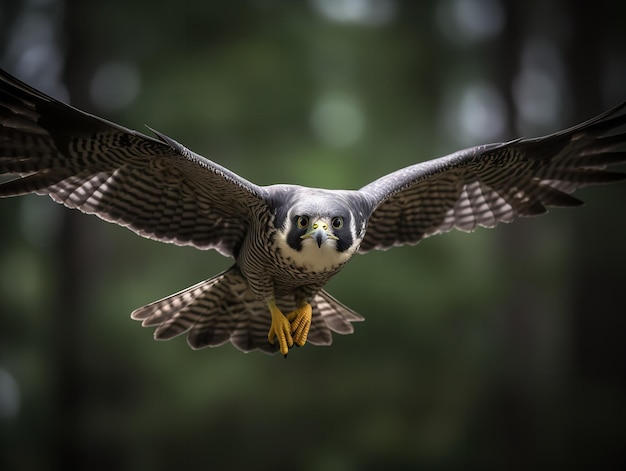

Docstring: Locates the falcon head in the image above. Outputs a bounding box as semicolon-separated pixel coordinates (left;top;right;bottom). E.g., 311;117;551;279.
271;187;368;273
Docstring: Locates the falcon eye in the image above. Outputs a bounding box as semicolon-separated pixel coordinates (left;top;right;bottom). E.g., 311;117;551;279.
297;216;309;229
331;216;344;229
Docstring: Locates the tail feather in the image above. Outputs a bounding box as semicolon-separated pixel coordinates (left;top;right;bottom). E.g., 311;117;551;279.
306;290;363;345
130;266;363;354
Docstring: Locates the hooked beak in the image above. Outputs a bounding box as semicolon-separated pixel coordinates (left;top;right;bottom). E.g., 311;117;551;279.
301;220;338;248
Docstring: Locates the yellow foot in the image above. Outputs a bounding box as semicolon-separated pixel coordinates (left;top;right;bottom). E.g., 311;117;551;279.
286;302;312;347
267;301;293;356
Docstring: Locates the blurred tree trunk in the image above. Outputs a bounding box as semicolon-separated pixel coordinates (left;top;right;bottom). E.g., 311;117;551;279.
564;1;626;465
47;215;92;470
565;0;604;380
488;2;539;469
566;0;620;376
47;1;108;469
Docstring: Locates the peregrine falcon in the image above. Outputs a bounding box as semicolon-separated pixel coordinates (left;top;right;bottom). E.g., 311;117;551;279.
1;69;625;356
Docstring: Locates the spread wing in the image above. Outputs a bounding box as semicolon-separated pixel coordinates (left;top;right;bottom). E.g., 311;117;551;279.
0;69;268;257
359;102;626;252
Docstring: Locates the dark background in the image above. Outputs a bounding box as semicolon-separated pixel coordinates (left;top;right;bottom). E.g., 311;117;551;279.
1;1;625;469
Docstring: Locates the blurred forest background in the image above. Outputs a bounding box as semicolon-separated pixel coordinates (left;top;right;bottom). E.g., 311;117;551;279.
1;0;625;469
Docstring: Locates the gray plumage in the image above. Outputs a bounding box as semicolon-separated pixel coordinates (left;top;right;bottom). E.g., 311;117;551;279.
1;68;625;355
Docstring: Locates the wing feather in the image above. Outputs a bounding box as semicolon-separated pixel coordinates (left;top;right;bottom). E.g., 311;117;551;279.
359;102;626;252
0;68;268;257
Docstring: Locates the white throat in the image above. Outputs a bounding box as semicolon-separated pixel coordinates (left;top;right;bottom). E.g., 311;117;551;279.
275;232;355;273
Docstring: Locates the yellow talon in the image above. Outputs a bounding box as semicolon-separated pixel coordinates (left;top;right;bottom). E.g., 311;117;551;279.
286;302;312;347
267;301;293;356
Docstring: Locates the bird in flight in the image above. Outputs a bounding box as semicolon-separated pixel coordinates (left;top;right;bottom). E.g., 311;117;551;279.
1;69;624;357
